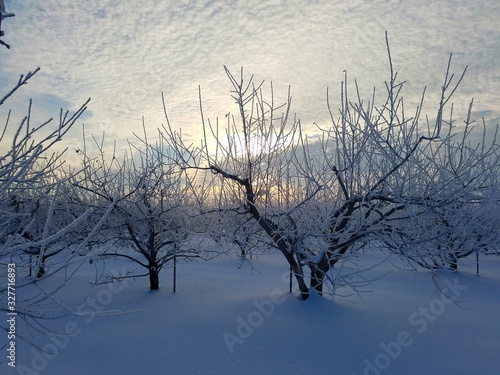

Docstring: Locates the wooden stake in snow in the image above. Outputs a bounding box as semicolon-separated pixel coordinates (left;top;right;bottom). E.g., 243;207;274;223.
476;250;479;276
173;244;177;293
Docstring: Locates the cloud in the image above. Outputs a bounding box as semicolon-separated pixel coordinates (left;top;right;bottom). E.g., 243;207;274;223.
1;0;498;159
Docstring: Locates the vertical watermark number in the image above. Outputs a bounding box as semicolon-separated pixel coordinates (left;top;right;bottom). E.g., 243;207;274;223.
6;263;16;368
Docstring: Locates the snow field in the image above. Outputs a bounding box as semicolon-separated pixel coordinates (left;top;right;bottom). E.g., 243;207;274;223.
4;250;500;375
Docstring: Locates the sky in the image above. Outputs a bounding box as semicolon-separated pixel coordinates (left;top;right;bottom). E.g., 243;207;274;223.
0;0;499;164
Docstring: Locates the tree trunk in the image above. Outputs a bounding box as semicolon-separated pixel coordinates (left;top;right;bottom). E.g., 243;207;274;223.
149;264;159;291
449;254;458;271
36;254;46;279
309;253;332;296
210;170;311;300
310;267;324;296
148;230;159;290
290;262;310;300
37;264;45;278
242;180;311;300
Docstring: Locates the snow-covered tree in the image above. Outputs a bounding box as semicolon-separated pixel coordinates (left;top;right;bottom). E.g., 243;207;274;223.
305;36;499;283
0;68;106;342
162;66;324;300
73;125;201;290
386;112;500;270
0;68;91;263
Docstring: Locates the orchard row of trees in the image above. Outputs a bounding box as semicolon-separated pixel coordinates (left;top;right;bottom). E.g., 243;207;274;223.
1;38;499;345
160;41;500;298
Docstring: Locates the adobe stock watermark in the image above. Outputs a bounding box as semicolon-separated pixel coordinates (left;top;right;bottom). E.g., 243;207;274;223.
358;277;467;375
15;268;130;375
223;271;291;353
222;288;286;353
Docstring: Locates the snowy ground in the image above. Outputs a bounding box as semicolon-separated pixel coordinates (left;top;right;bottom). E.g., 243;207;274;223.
3;250;500;375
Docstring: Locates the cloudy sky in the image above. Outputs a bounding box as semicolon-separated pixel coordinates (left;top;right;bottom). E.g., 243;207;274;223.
1;0;499;162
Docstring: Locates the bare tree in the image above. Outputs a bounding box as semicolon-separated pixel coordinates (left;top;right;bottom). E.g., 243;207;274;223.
162;66;322;300
0;68;108;345
0;68;91;263
386;111;500;270
311;34;499;285
73;124;202;290
301;35;462;293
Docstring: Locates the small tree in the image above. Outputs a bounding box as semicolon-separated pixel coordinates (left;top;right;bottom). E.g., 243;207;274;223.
0;69;91;268
74;124;201;290
0;68;108;343
386;113;500;270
